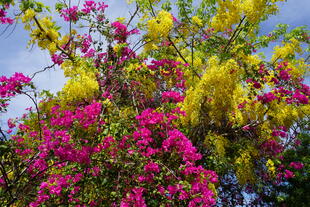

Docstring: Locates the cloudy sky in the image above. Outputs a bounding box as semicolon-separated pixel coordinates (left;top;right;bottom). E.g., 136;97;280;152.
0;0;309;127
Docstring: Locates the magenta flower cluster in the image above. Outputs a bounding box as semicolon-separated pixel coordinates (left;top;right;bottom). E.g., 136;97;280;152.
243;63;309;106
0;72;31;98
0;7;14;24
112;21;139;43
0;72;31;111
61;6;79;22
162;91;185;103
81;1;108;14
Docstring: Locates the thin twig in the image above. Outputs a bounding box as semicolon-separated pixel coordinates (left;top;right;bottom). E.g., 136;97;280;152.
305;54;310;63
5;20;18;39
223;16;246;53
157;162;178;180
0;24;11;37
272;55;281;66
12;151;40;186
0;126;7;141
21;92;42;139
168;37;201;78
168;36;188;64
33;16;74;61
132;39;153;54
148;0;156;17
127;3;139;27
30;63;56;79
191;38;194;66
8;161;67;206
0;162;14;200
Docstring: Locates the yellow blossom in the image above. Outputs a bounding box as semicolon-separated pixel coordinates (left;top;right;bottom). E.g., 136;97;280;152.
147;10;173;40
241;0;268;23
22;9;35;23
272;38;302;62
211;0;242;32
182;56;242;127
204;133;230;158
266;159;276;176
235;147;257;185
60;60;99;103
192;16;203;27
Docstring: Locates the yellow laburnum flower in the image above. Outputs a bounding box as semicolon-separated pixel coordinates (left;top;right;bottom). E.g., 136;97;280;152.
61;73;99;103
182;56;242;127
212;0;281;31
48;42;57;54
147;10;173;40
60;60;99;103
272;38;302;62
192;16;203;27
58;35;70;47
228;85;248;126
286;59;308;79
113;44;122;53
46;29;59;41
243;54;263;68
266;159;276;176
116;17;126;24
267;101;303;128
22;9;35;23
144;42;159;52
37;39;51;50
242;99;266;124
211;0;242;32
241;0;267;23
27;16;61;55
205;133;230;158
40;17;54;28
235;147;257;185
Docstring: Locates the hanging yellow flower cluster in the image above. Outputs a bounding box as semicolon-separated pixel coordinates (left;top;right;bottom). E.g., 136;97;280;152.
192;16;203;27
182;56;243;127
266;159;276;176
241;0;279;23
144;10;173;51
204;133;230;158
21;9;36;23
60;60;99;103
211;0;282;32
22;9;59;55
265;101;307;129
21;9;76;56
272;38;302;62
147;10;173;39
285;60;308;79
235;147;258;185
211;0;243;32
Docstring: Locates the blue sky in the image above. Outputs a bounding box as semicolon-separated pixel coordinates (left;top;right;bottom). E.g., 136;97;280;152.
0;0;309;127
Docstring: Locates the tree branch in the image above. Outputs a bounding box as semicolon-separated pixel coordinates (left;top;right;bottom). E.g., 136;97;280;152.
21;92;42;139
223;16;246;53
33;16;74;61
127;3;139;27
30;63;56;79
0;126;7;141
